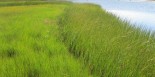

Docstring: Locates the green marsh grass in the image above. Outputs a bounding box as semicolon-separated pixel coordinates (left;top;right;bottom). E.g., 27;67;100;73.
1;2;155;77
0;4;90;77
59;4;155;77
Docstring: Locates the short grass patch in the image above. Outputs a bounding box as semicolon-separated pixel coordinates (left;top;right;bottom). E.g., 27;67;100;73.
0;4;90;77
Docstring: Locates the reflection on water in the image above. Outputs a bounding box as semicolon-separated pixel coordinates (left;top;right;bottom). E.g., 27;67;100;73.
71;0;155;31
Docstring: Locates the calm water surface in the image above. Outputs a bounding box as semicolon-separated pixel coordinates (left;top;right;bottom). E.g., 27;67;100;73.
71;0;155;31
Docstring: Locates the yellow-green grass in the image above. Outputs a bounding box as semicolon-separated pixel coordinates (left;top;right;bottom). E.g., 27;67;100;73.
58;4;155;77
0;4;90;77
1;1;155;77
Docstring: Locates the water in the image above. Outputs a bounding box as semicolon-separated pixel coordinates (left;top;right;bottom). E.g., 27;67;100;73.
71;0;155;31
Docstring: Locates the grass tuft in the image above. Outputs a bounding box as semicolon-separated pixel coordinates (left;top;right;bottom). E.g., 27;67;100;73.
6;48;17;58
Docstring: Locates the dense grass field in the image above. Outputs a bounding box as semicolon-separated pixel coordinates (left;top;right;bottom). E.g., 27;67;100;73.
0;1;155;77
0;3;90;77
59;4;155;77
